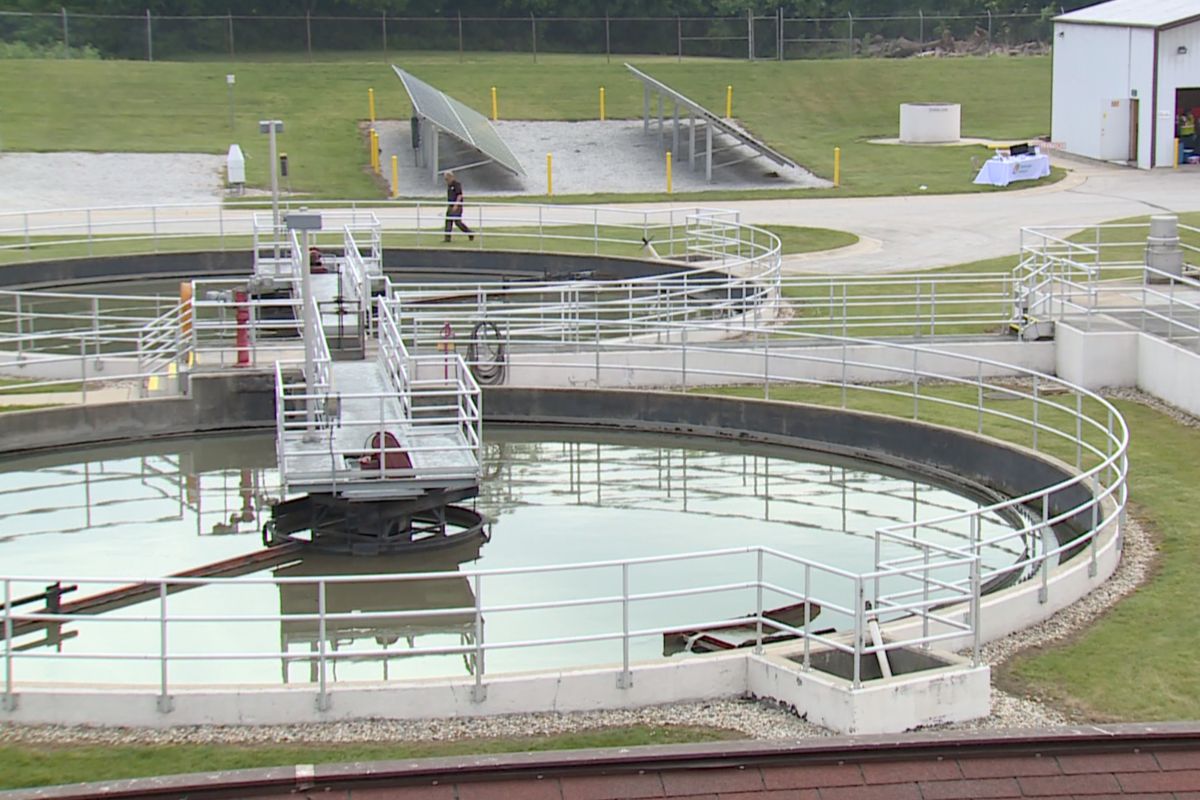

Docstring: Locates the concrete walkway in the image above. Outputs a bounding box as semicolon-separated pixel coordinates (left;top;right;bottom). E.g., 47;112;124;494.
5;155;1198;278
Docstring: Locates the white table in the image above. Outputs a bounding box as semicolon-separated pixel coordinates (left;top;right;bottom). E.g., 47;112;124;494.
973;153;1051;187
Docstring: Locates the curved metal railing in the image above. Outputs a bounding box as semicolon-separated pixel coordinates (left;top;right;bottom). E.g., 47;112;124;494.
0;203;1127;715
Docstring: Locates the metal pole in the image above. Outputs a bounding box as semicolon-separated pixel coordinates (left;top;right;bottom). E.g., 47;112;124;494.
146;9;153;62
847;11;854;58
316;580;330;711
619;563;631;687
472;574;486;702
605;11;611;63
268;124;280;236
747;9;754;60
458;12;464;63
381;11;387;58
3;579;13;711
302;230;316;432
61;7;69;59
228;11;234;60
754;550;764;654
677;15;682;62
157;582;172;713
306;10;312;60
853;578;864;688
778;7;784;61
531;13;537;63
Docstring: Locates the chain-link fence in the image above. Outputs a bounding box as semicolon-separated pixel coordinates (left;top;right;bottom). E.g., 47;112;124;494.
0;8;1056;62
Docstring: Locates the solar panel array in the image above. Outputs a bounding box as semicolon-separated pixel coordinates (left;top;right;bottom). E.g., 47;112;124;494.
392;66;526;177
624;64;799;170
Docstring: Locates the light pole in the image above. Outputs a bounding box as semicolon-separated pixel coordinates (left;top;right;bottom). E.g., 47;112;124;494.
258;120;284;239
287;210;323;438
226;73;235;130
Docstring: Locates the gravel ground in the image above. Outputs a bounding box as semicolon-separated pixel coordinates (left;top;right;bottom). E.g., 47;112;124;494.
0;390;1185;747
0;152;227;213
377;119;829;198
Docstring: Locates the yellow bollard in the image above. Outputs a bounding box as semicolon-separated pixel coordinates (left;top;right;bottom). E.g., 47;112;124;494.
491;86;498;121
833;146;841;188
726;85;732;118
1175;138;1180;170
546;153;553;196
666;150;673;194
600;87;606;121
368;87;376;124
390;155;399;199
370;128;380;174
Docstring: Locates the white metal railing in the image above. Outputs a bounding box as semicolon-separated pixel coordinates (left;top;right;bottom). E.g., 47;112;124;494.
1013;222;1200;346
3;542;977;709
0;203;1129;711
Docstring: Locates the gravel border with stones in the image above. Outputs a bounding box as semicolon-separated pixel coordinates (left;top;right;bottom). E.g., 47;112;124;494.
0;391;1185;746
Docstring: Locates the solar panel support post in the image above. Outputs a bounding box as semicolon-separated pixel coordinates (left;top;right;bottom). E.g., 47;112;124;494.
642;86;650;133
657;94;664;146
672;103;680;159
689;113;697;170
431;129;440;184
705;122;713;183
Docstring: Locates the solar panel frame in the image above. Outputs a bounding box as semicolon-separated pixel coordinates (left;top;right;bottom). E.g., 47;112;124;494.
624;63;799;171
392;66;526;177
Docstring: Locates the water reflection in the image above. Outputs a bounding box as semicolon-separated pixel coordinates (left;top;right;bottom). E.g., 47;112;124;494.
1;429;1028;684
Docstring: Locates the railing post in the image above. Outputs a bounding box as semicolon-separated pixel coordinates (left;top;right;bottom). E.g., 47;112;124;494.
921;545;930;649
316;579;331;711
1039;493;1050;604
472;573;486;702
14;295;22;356
763;331;770;400
977;361;984;434
970;552;982;666
853;577;864;688
1075;392;1083;469
2;579;14;712
754;549;764;655
79;336;87;402
1032;375;1040;451
802;564;812;670
618;563;632;688
86;208;93;257
1089;499;1100;578
157;582;174;713
680;325;687;391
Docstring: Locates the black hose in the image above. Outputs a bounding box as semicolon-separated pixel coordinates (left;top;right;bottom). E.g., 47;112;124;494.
467;320;507;385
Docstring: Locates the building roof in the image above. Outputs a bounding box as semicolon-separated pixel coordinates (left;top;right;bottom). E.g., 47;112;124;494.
1055;0;1200;29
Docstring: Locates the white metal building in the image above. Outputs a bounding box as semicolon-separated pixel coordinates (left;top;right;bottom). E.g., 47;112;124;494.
1052;0;1200;168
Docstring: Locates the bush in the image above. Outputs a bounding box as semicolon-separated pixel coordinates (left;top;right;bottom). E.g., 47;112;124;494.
0;40;101;59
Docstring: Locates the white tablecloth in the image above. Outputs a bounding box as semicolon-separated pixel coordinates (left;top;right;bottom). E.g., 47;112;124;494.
972;154;1051;187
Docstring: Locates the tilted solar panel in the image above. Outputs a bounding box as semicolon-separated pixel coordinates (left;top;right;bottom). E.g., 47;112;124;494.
392;66;526;177
624;63;799;170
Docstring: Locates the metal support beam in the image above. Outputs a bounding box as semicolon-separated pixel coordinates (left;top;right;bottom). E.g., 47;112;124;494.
705;123;713;183
672;103;680;156
689;113;696;170
657;94;664;145
643;85;649;133
431;129;439;183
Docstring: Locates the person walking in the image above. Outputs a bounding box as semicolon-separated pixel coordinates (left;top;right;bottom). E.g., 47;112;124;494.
443;171;474;242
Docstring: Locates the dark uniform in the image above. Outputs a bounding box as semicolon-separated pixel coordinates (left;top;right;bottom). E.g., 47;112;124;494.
444;177;474;241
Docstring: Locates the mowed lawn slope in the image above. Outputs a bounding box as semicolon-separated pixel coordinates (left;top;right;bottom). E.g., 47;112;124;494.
0;54;1050;199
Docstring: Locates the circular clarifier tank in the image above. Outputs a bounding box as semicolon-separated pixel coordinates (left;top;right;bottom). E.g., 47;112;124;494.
2;428;1031;687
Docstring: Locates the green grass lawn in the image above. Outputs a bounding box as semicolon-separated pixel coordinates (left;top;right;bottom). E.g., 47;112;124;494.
0;54;1054;200
701;379;1199;723
0;725;741;790
0;223;855;265
999;399;1200;721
